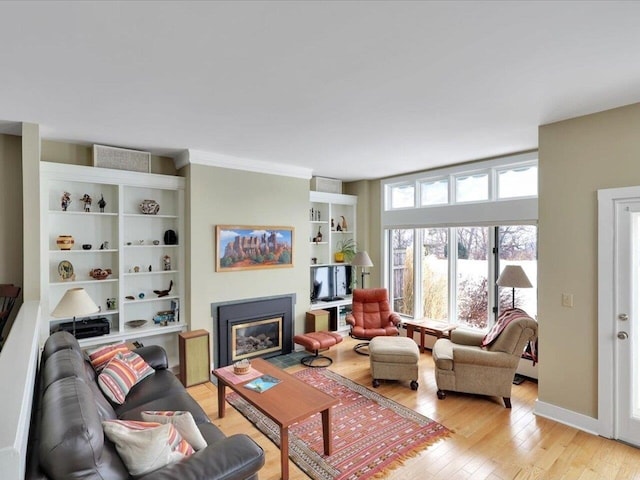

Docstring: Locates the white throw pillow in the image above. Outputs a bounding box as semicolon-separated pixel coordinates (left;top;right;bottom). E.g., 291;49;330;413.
141;410;207;451
102;420;194;476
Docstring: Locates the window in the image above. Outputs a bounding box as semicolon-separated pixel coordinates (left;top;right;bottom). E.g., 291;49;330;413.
387;225;537;330
456;227;489;328
390;229;414;316
497;225;537;317
389;184;414;209
498;166;538;199
382;152;538;330
455;173;488;203
421;228;448;320
420;179;448;206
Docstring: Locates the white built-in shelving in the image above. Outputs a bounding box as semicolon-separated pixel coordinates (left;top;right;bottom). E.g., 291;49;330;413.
40;162;186;348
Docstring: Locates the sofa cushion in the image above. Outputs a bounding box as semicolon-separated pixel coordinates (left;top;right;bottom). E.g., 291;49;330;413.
39;377;129;480
118;390;212;425
141;411;208;451
42;348;87;391
114;369;187;416
87;341;131;372
41;330;82;363
102;420;194;476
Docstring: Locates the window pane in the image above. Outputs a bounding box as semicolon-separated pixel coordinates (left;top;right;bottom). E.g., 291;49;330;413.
455;174;488;202
498;166;538;199
456;227;489;329
420;179;448;206
390;184;415;209
421;228;448;320
390;229;414;316
497;225;537;317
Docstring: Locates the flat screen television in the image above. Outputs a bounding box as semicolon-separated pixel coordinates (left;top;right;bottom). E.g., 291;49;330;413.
310;265;352;302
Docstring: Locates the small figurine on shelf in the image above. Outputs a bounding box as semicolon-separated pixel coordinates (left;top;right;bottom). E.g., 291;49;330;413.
315;226;323;243
61;192;71;211
81;194;92;212
163;255;171;271
331;218;335;231
98;194;106;213
154;280;173;298
340;215;348;231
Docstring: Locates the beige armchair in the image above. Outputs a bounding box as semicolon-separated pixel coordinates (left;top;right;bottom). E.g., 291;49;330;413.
432;312;537;408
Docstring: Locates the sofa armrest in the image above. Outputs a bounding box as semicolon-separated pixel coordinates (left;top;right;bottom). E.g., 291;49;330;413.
450;329;484;346
134;345;169;370
137;434;265;480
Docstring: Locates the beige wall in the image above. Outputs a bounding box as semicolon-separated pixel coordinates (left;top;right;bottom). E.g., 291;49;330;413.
538;102;640;417
186;164;311;363
345;179;383;287
0;133;24;322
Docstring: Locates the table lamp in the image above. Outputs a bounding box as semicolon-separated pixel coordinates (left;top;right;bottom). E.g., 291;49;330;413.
51;287;100;338
351;251;373;288
496;265;532;309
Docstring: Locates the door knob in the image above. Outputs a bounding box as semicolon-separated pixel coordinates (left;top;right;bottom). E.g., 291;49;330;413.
618;313;629;321
618;331;629;340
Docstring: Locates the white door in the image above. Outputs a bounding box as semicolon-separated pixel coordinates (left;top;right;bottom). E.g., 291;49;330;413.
614;201;640;445
598;187;640;443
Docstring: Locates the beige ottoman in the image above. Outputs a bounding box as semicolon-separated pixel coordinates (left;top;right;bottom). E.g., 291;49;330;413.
369;336;420;390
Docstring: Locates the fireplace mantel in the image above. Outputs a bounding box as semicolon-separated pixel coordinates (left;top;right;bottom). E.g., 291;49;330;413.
211;294;296;368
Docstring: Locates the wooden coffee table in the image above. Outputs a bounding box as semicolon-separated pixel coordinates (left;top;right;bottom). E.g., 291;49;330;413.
213;358;338;480
403;318;457;353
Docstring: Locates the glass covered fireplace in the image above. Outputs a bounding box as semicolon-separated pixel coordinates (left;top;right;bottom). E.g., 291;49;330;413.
212;294;294;367
232;316;283;361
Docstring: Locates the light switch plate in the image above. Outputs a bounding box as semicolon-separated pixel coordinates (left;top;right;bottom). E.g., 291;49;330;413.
562;293;574;308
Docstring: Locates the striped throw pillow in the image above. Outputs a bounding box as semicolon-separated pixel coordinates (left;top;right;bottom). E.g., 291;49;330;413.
87;342;130;373
121;351;154;381
102;420;194;476
98;354;140;404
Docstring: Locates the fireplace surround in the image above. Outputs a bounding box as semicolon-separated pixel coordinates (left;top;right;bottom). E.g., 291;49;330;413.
212;294;295;368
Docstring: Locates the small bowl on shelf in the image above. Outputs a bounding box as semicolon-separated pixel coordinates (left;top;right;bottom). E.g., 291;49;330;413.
233;359;251;375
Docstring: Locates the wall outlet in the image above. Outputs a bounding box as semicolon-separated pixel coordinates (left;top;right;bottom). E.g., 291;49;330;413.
562;293;574;308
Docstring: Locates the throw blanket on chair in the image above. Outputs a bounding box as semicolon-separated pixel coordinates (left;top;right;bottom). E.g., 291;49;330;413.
481;308;531;348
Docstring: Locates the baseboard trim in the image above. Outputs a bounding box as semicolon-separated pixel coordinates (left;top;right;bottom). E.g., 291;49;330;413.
534;400;601;436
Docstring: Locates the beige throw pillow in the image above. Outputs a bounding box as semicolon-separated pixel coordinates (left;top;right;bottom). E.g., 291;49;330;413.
102;420;194;476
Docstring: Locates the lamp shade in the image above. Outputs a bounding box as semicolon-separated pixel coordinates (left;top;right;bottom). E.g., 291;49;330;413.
51;288;100;318
351;251;373;267
496;265;532;289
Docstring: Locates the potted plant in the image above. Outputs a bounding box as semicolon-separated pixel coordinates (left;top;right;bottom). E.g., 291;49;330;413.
334;238;357;263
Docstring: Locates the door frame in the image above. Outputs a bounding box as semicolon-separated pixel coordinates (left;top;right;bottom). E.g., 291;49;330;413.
597;185;640;438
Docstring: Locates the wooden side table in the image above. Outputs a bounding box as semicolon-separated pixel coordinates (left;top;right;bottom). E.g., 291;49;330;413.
403;319;457;353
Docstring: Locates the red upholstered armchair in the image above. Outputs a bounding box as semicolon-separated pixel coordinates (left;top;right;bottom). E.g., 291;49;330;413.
345;288;401;355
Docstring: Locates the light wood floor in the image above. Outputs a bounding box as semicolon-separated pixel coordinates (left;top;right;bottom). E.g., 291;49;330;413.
188;337;640;480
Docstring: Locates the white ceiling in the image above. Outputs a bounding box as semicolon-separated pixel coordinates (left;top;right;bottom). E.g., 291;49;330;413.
2;1;640;181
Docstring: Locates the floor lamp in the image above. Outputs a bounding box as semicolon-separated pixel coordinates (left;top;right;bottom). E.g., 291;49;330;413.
496;265;532;309
51;287;100;338
351;251;373;288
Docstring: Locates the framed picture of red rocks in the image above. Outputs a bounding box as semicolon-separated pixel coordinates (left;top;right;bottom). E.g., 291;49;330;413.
216;225;294;272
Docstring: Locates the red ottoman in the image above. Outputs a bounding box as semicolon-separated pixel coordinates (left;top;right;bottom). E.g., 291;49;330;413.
293;331;343;367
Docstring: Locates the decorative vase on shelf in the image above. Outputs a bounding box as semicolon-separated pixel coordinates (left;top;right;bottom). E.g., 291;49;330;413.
139;199;160;215
56;235;75;250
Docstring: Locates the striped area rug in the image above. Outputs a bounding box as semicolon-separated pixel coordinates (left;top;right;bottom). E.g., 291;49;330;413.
226;368;449;480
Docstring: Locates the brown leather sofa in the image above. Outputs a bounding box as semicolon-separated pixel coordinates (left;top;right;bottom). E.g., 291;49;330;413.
26;331;265;480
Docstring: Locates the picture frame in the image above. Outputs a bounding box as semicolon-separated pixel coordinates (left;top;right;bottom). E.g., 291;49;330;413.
216;225;294;272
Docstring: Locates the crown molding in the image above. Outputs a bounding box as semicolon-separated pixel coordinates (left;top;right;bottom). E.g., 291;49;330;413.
175;149;313;180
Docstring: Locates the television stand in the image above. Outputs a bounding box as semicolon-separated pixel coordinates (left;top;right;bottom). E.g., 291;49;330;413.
321;296;343;302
